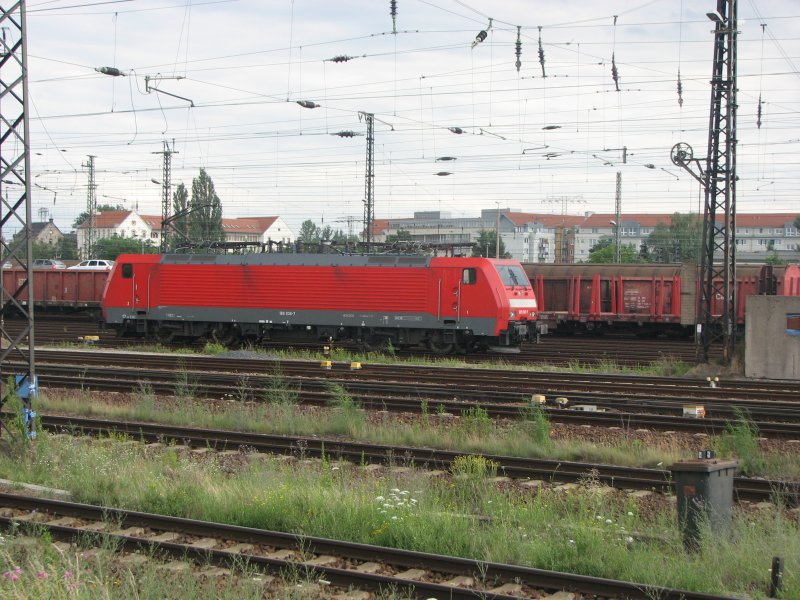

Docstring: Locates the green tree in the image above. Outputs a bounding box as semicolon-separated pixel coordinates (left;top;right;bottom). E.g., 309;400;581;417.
765;252;787;266
587;242;640;263
94;236;158;260
471;230;511;258
57;234;79;260
589;238;612;253
298;220;320;242
647;213;702;263
171;182;190;246
72;204;124;229
189;169;224;243
385;229;413;243
331;229;358;244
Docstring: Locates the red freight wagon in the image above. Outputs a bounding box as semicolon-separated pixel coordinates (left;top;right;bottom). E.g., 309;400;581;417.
524;262;800;336
0;267;109;313
102;253;540;353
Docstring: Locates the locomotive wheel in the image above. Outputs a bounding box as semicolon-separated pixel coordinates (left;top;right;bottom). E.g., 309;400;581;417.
155;327;175;344
212;324;241;348
427;335;455;355
362;335;392;353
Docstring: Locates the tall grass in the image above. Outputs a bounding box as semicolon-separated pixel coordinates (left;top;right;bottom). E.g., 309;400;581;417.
34;388;800;479
0;434;795;598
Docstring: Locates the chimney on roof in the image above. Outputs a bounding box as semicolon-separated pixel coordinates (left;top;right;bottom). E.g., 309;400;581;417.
585;211;594;217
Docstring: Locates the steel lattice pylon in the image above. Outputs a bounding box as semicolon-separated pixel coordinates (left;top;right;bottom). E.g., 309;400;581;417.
0;0;36;438
360;112;374;249
671;0;738;364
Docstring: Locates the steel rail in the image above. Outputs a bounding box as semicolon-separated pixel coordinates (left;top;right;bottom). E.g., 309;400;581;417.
0;491;739;600
39;415;799;505
24;365;800;438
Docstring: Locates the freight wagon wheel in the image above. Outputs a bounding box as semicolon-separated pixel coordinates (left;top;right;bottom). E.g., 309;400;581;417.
212;324;241;348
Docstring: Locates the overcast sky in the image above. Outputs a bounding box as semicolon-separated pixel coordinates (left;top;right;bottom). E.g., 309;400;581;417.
23;0;800;234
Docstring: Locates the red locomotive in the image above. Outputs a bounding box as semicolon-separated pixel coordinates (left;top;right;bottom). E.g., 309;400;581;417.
101;253;539;353
524;262;800;336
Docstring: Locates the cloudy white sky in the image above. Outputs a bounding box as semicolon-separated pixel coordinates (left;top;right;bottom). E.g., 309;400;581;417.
22;0;800;235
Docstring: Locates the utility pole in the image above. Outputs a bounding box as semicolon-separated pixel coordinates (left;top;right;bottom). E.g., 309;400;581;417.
153;141;177;253
671;0;738;364
615;172;622;263
360;112;374;250
494;203;501;258
82;155;97;259
0;0;37;440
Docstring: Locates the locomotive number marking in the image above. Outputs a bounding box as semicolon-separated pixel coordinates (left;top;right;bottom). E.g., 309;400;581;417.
279;311;296;316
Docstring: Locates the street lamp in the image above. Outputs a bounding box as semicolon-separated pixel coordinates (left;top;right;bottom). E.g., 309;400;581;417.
610;220;620;263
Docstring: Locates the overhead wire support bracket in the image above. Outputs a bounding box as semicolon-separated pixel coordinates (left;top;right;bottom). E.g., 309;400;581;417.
144;75;194;107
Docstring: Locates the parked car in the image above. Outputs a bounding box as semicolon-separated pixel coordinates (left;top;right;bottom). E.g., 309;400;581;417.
32;258;66;269
68;259;115;271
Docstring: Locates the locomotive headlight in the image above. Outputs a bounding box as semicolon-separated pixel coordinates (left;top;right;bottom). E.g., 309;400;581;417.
510;310;516;318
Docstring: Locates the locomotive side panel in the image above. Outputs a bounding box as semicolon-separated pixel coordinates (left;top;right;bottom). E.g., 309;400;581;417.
102;254;533;350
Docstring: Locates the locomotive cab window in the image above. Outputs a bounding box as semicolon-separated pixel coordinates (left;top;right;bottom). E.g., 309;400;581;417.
496;265;529;287
121;264;133;279
462;268;477;285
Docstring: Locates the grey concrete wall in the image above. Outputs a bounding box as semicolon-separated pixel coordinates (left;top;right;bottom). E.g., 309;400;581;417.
745;296;800;380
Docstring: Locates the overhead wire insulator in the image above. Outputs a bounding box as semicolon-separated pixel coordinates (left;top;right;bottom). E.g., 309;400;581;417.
435;156;457;161
471;18;492;49
515;26;522;73
677;70;684;107
448;127;464;134
332;130;360;138
329;55;355;63
390;0;397;34
537;26;546;78
757;94;763;129
95;66;125;76
296;100;320;109
611;53;620;92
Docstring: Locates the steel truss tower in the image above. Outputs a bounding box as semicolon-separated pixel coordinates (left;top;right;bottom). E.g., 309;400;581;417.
0;0;36;438
82;155;96;258
153;141;176;253
360;112;374;249
671;0;738;363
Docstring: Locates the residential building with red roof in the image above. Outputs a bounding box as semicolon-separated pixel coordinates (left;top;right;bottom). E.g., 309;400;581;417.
76;210;293;257
374;208;800;263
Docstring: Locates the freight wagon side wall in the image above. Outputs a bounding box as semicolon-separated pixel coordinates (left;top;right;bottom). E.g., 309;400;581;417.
1;268;108;308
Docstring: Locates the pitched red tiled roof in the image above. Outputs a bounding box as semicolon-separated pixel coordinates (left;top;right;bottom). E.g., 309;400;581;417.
735;213;798;227
503;212;586;228
77;210;131;229
222;217;281;234
371;219;391;235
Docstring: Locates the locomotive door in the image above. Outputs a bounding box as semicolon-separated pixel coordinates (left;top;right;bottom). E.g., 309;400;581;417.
122;262;150;313
438;268;462;323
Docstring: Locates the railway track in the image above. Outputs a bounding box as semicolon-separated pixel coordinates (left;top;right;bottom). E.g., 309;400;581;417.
0;491;740;600
37;414;799;505
4;348;800;438
10;318;717;366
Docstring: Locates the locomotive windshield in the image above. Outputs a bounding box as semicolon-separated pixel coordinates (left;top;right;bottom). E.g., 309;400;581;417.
496;265;530;287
